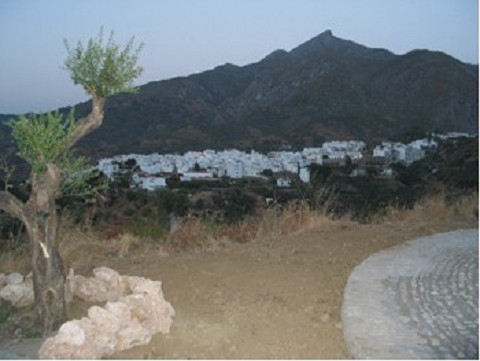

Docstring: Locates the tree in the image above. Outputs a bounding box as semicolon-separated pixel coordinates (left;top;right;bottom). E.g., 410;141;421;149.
0;28;143;336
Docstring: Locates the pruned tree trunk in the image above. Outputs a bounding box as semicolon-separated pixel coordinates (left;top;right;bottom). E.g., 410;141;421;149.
23;164;67;335
30;223;66;336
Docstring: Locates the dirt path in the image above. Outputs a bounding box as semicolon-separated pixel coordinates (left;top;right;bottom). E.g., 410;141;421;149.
0;210;475;359
100;217;475;359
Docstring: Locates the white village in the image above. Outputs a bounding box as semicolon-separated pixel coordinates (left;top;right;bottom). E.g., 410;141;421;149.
96;132;472;191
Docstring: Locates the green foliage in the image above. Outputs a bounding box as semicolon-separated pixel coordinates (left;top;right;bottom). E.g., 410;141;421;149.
8;109;108;199
154;189;189;217
22;325;42;339
60;154;108;199
214;188;257;224
129;216;166;240
0;300;17;324
64;27;144;97
8;111;75;173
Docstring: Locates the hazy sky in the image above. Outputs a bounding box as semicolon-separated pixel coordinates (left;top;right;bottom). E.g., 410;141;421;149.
0;0;478;114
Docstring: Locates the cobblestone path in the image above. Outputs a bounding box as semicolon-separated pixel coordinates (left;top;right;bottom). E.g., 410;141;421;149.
341;229;478;359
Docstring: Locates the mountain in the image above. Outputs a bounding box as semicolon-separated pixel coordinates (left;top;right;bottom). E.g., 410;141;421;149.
2;30;478;159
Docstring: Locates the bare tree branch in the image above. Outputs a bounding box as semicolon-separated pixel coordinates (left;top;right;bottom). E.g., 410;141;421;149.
0;190;26;223
63;96;106;151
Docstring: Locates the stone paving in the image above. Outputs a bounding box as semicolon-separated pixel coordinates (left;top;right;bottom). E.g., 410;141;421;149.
342;229;478;359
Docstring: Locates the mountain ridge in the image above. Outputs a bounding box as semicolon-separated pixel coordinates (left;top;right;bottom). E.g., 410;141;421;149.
1;30;477;159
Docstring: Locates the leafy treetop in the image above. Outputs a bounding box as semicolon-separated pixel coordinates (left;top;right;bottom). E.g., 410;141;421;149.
64;27;144;98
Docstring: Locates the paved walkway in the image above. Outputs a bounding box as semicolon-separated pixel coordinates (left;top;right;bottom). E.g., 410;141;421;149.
0;338;43;359
342;229;478;359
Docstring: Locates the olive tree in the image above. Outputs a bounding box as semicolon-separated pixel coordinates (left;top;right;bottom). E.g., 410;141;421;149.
0;28;143;336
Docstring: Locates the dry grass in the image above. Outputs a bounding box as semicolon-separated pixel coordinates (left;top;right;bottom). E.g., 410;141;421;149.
374;192;478;225
165;200;342;250
0;245;30;274
0;191;477;274
255;201;330;239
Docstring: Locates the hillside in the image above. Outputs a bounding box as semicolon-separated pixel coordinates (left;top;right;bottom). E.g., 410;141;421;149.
1;30;477;159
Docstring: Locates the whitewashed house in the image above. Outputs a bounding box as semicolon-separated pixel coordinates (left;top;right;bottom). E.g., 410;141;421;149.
409;138;437;149
299;166;310;183
405;146;425;164
180;172;214;181
97;159;118;180
132;174;167;190
141;176;167;190
226;160;245;179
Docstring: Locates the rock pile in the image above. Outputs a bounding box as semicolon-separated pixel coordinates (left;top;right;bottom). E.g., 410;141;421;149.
0;267;175;359
0;272;34;308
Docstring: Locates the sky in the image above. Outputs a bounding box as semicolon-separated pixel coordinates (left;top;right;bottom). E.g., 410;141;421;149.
0;0;478;114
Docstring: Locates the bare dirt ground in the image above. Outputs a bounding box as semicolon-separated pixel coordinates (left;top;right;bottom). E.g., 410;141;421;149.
105;215;476;359
0;204;477;359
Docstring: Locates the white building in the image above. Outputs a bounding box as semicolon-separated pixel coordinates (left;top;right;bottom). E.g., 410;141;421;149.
180;172;214;181
132;175;167;190
299;166;310;183
226;161;245;179
409;138;437;149
405;147;425;164
97;159;118;180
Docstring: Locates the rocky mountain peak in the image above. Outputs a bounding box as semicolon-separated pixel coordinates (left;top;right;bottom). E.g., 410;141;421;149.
289;29;394;62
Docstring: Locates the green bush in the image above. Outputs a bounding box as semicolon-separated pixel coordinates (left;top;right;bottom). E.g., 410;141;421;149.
129;217;166;240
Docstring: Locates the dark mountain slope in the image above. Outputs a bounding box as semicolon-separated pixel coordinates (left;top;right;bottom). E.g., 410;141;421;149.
2;30;477;159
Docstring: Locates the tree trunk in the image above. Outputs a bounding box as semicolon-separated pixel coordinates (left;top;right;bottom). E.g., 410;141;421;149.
30;229;66;336
27;164;67;336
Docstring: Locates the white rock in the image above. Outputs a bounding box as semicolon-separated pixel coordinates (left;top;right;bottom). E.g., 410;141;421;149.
83;306;121;355
0;283;34;308
123;276;175;334
126;276;162;295
38;319;98;359
39;267;175;359
5;273;23;285
73;268;127;303
115;322;152;351
56;321;86;346
105;301;132;327
93;267;121;283
72;275;109;302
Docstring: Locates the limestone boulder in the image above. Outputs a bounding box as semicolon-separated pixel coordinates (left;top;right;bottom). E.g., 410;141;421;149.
72;267;128;303
123;277;175;334
38;319;99;359
5;272;23;285
87;306;122;354
0;282;34;308
72;274;109;303
115;321;152;351
105;301;133;326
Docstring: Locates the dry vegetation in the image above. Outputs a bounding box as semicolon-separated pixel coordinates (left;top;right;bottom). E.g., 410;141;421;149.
1;191;476;275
